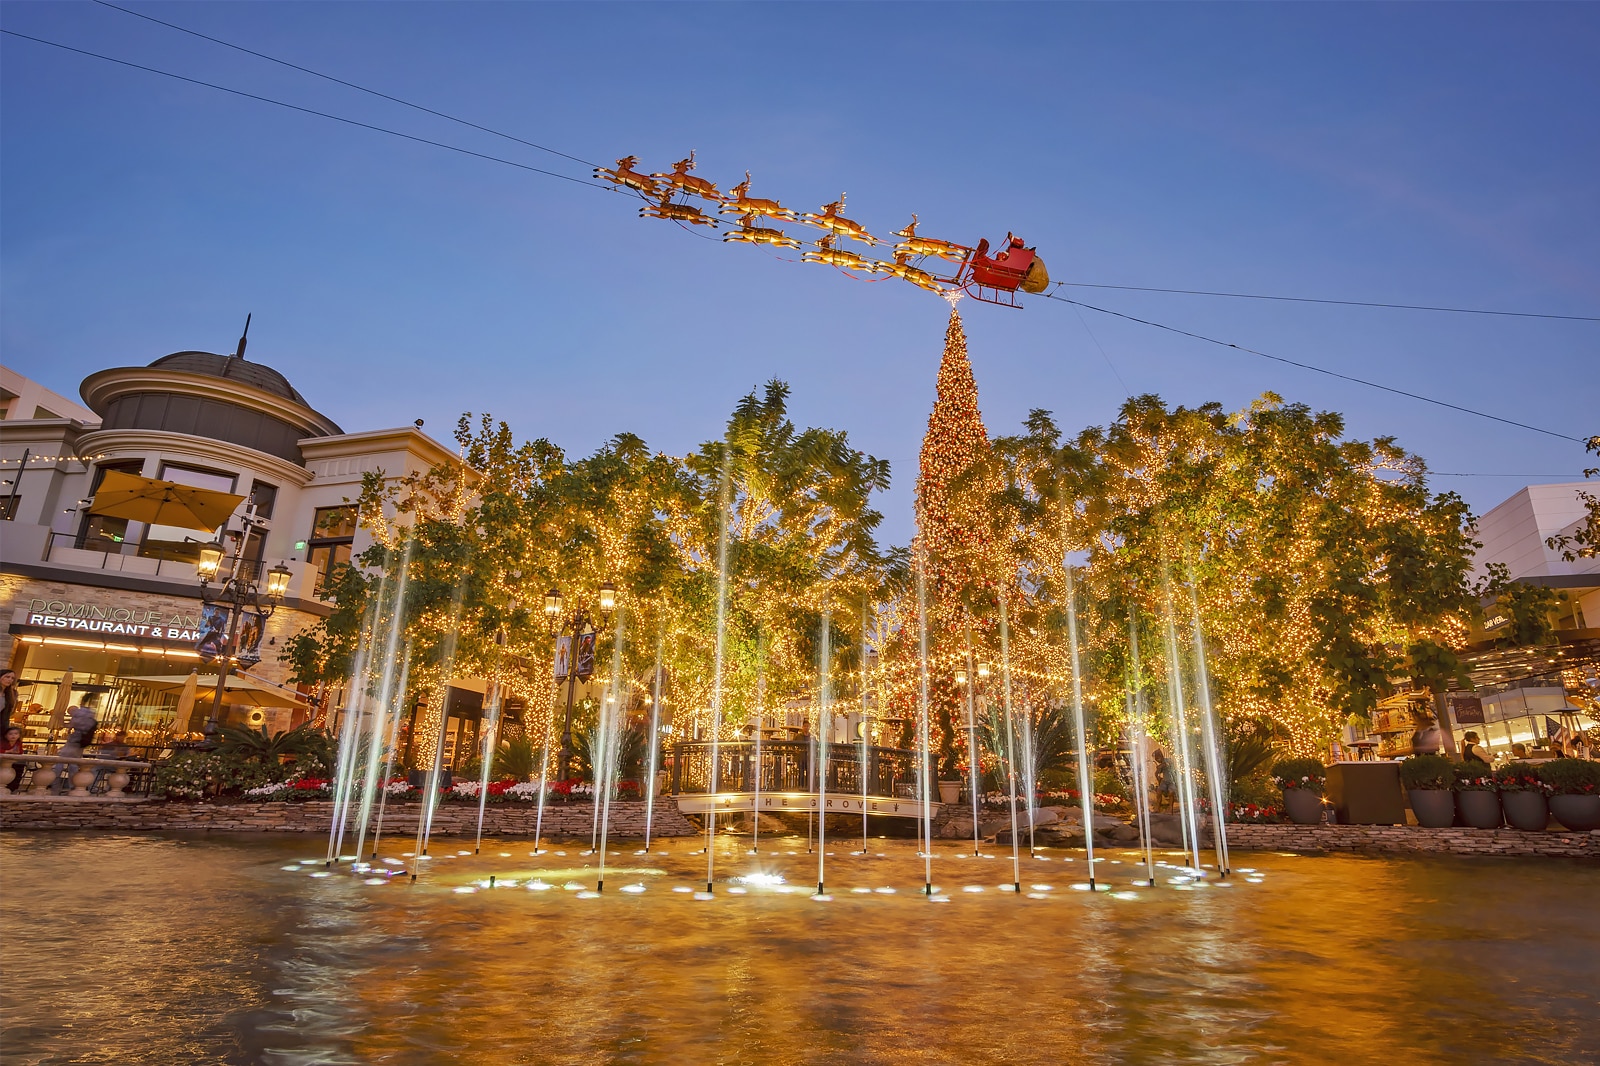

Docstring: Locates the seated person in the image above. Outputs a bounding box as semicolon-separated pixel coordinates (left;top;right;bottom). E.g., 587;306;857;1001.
95;729;133;760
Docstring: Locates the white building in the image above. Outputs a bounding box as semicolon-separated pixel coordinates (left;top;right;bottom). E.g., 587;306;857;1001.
1473;482;1600;630
1;350;453;746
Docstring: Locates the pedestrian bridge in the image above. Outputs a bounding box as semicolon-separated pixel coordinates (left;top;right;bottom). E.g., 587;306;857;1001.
666;740;940;820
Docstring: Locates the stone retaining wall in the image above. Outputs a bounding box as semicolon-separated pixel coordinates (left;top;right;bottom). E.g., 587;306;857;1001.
0;799;698;838
1225;822;1599;858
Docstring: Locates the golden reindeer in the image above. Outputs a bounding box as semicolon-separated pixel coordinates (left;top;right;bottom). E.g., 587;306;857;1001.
800;193;876;246
652;150;721;201
720;172;799;222
593;155;661;197
723;212;802;249
893;215;970;263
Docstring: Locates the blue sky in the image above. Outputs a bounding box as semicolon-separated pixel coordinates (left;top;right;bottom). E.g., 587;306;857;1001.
3;1;1596;545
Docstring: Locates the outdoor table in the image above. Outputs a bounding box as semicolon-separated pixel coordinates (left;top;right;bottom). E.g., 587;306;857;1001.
1327;760;1405;825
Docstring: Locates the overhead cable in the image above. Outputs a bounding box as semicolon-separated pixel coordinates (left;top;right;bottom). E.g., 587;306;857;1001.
91;0;601;169
0;29;616;193
1039;291;1589;445
1051;282;1598;324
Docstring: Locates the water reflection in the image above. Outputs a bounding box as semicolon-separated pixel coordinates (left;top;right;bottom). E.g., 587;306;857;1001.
2;833;1596;1065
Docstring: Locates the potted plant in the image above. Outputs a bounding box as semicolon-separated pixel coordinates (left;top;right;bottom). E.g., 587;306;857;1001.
1493;762;1549;831
938;779;962;805
1270;757;1326;825
1452;762;1501;829
1398;753;1455;828
1538;758;1600;831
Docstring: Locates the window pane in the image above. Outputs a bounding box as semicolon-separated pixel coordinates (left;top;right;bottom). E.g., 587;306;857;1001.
311;506;357;540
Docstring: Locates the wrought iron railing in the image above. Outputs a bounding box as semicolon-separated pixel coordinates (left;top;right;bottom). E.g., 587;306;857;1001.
667;740;929;799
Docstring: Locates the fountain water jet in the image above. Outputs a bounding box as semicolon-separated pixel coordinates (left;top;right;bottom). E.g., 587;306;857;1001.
915;543;933;896
410;589;467;880
369;643;412;859
814;609;831;896
748;632;765;857
597;608;627;891
472;675;501;855
1064;565;1097;889
1188;580;1231;876
963;629;982;857
705;449;732;894
1127;606;1157;887
643;632;664;853
998;597;1022;895
355;539;413;862
1161;581;1204;874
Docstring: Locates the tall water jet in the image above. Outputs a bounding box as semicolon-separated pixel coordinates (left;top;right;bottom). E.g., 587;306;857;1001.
1065;565;1097;888
369;643;411;859
410;590;466;879
858;601;870;855
327;563;387;865
1161;582;1204;874
915;543;933;896
643;631;664;852
963;629;981;856
1020;699;1039;857
1188;581;1231;876
472;677;502;855
705;449;732;894
1126;605;1157;887
354;538;412;862
597;608;627;891
814;609;831;896
531;672;556;855
998;596;1022;895
748;633;765;856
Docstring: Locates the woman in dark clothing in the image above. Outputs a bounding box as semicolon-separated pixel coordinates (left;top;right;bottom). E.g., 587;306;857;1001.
0;669;18;735
1461;731;1491;767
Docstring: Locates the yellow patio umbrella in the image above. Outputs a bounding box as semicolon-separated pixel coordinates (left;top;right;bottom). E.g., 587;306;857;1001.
88;470;245;532
172;669;199;726
121;673;308;710
48;668;74;732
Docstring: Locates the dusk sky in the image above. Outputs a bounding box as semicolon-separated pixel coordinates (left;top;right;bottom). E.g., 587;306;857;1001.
3;2;1596;545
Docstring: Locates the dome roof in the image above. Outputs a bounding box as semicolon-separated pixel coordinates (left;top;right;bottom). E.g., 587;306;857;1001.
147;351;311;407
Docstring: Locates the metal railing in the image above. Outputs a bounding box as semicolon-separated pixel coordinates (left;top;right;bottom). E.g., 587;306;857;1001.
0;753;156;799
41;530;270;582
667;740;928;799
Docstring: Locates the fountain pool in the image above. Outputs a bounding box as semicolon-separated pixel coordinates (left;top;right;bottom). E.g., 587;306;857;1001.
2;832;1595;1064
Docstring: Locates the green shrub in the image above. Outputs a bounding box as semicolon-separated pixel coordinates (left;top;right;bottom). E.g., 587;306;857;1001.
154;750;290;799
1537;758;1600;796
1451;761;1496;791
1493;762;1545;793
1398;753;1454;790
1271;757;1327;795
1228;770;1281;810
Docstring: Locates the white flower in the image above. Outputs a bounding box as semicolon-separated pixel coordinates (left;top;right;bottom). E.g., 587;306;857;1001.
450;780;481;797
244;781;291;797
384;780;414;795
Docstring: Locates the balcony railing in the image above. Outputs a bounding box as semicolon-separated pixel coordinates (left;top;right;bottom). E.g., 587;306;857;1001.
38;529;270;583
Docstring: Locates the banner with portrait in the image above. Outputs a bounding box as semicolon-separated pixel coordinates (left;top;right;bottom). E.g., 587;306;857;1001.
197;603;230;662
235;610;266;667
553;635;572;682
576;631;597;679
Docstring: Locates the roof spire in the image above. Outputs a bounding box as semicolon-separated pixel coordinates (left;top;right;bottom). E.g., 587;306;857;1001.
234;313;251;359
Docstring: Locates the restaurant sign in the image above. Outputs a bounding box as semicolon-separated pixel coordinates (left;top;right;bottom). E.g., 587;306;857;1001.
23;597;203;642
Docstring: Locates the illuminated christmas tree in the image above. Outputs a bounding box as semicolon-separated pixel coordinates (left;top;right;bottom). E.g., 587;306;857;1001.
912;305;1001;778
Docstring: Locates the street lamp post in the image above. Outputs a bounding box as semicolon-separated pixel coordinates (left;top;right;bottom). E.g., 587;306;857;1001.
195;519;292;735
544;581;617;781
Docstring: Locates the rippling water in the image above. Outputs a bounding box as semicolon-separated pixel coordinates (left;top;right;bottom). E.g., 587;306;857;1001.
1;831;1595;1065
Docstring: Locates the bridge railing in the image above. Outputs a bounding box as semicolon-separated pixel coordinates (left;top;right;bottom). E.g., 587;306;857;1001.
0;754;155;800
667;740;928;799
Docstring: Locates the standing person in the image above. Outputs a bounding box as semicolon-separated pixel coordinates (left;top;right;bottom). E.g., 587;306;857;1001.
1150;748;1174;811
1460;731;1491;767
52;692;100;793
0;669;18;735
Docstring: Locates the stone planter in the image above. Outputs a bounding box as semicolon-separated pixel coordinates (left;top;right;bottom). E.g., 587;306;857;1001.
1282;788;1323;825
938;780;962;805
1501;790;1549;831
1548;794;1600;832
1407;788;1455;828
1455;790;1501;829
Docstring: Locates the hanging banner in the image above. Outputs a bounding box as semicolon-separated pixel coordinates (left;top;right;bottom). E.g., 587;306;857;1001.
576;631;597;680
235;610;266;667
553;635;572;682
197;604;230;662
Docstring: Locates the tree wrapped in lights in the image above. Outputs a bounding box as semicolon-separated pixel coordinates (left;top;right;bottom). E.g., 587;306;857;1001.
906;307;1007;778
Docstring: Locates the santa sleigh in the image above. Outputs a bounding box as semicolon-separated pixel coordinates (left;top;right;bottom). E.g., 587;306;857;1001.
958;234;1050;308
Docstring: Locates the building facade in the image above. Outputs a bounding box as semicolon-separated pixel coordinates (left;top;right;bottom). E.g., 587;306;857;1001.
0;351;454;748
